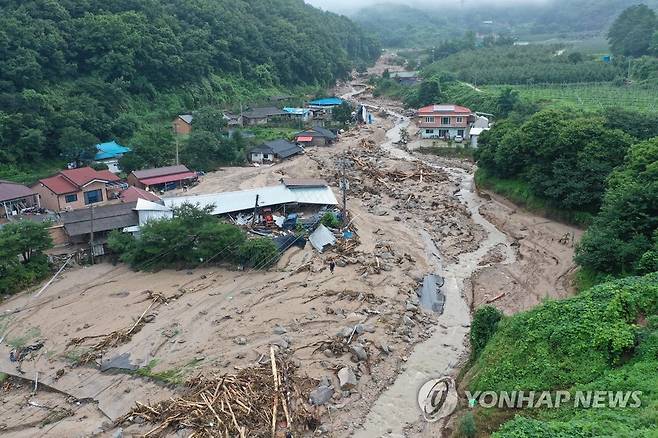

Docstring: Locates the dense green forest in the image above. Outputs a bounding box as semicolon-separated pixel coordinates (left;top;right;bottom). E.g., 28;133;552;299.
465;273;658;437
353;0;658;48
0;0;380;182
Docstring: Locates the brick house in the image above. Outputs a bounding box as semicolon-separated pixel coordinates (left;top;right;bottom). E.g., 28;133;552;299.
31;167;120;212
173;114;193;135
417;104;474;140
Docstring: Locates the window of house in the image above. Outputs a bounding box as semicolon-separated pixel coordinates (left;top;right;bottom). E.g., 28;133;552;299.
425;116;435;123
456;117;463;123
442;117;450;125
425;129;434;134
64;194;78;203
84;189;103;205
458;129;465;136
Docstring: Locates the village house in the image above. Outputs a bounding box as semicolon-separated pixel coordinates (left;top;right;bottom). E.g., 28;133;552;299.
172;114;193;135
469;115;492;148
390;71;420;86
95;140;131;173
60;202;139;251
294;126;337;147
241;107;287;126
31;167;121;212
249;140;303;164
417;104;475;140
0;180;41;218
282;107;311;123
127;165;198;191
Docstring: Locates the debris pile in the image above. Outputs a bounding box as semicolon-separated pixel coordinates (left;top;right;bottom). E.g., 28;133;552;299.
117;349;318;437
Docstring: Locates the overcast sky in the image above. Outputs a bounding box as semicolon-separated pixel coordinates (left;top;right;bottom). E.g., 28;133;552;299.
305;0;550;14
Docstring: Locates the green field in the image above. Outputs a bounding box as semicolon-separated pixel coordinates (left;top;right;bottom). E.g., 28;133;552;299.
485;83;658;113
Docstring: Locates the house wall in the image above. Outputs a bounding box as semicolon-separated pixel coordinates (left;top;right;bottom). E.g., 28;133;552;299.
127;173;144;189
173;118;192;135
420;127;469;140
250;152;274;163
417;114;470;130
244;117;268;126
32;181;111;212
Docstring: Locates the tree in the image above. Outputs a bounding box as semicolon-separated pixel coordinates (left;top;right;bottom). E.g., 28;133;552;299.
567;51;584;63
119;124;175;173
496;87;519;117
415;79;444;107
59;126;98;167
0;220;52;295
332;101;354;126
575;138;658;274
608;5;658;57
193;107;227;136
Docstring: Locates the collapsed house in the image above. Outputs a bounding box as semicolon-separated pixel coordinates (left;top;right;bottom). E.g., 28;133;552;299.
163;179;338;216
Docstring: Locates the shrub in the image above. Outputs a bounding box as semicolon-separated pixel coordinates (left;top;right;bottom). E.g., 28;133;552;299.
239;239;279;268
470;306;503;360
320;212;341;228
459;412;477;438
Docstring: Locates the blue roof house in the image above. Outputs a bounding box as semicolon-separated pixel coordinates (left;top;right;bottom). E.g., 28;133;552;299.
95;141;131;173
283;107;311;122
308;97;343;108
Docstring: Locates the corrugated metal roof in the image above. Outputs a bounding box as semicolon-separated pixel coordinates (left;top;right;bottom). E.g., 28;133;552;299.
282;107;310;115
309;97;343;106
281;178;328;188
163;184;338;215
95;141;131;160
418;104;472;114
242;107;287;119
309;224;336;253
179;114;193;124
139;171;198;187
61;202;138;237
131;165;191;180
0;181;36;202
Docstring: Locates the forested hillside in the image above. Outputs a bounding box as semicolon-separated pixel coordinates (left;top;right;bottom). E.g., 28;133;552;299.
0;0;379;182
353;0;658;48
466;273;658;437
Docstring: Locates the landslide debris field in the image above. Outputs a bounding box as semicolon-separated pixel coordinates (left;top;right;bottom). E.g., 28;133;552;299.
0;60;580;437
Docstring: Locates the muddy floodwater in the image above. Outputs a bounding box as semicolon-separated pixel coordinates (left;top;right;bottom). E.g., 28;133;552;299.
354;117;516;437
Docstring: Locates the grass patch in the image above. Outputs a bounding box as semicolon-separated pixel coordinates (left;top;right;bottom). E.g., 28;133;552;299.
6;327;41;349
0;372;8;384
417;146;475;160
62;348;89;366
248;127;300;142
133;358;203;385
474;169;592;227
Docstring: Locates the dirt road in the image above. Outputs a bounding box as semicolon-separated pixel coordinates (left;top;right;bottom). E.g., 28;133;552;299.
0;57;580;437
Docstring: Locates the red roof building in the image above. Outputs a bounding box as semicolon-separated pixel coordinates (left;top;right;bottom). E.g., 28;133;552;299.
31;167;120;212
127;165;198;190
417;104;474;140
119;186;163;204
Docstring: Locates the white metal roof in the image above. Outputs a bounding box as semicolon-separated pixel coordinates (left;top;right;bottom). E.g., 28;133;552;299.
469;127;490;136
163;184;338;215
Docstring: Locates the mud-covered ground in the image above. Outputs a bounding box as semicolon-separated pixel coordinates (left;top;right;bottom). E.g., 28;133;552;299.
0;56;580;438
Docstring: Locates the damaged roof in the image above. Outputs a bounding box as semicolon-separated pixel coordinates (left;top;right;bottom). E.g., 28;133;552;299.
61;202;138;237
164;184;338;216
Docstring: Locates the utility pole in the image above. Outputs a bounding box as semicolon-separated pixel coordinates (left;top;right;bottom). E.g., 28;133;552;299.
175;136;180;166
337;153;351;224
89;204;95;265
251;194;260;226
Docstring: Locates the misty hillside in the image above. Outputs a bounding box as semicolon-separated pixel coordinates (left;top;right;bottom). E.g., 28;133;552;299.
353;0;658;47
